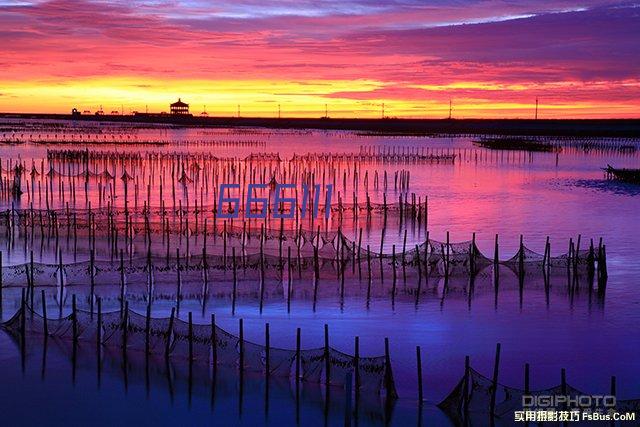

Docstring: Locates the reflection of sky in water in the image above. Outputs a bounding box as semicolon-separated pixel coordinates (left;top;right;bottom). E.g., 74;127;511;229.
0;120;639;423
566;179;640;197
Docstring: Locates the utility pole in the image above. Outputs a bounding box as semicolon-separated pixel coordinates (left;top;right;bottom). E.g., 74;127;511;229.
278;103;281;119
325;104;328;118
535;97;539;120
237;104;240;118
448;99;452;119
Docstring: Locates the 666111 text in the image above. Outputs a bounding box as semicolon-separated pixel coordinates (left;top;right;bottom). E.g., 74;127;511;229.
216;183;333;219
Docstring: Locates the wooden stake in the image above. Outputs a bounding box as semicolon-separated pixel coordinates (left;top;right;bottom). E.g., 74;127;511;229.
145;302;151;354
324;324;330;385
165;307;175;358
489;343;501;418
188;311;194;361
41;289;48;336
239;318;244;375
416;345;423;402
97;298;102;351
463;355;470;416
72;294;78;344
295;327;301;383
265;323;270;378
354;336;360;393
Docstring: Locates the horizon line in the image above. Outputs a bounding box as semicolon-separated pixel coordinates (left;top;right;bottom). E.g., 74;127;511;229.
2;112;640;121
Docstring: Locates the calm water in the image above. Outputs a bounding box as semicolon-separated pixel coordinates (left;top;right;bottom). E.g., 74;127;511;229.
0;119;639;425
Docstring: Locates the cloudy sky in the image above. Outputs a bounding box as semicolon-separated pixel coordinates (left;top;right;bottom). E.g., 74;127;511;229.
0;0;638;117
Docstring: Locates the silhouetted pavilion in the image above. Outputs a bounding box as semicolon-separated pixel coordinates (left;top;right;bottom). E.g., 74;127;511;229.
170;98;189;115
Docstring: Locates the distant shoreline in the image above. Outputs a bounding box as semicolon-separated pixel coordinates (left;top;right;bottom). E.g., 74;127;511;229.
1;113;639;137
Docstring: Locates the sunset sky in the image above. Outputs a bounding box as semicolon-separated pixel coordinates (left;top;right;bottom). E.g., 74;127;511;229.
0;0;639;118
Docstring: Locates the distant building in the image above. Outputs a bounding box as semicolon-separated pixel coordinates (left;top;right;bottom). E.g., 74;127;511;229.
170;98;189;115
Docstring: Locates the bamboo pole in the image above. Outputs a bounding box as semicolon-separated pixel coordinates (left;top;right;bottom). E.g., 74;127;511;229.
416;345;423;403
165;307;175;358
239;318;244;376
265;323;270;379
354;336;360;393
295;327;301;384
211;313;217;367
97;298;102;352
72;293;78;344
188;311;194;362
489;343;501;418
41;289;48;336
324;324;330;385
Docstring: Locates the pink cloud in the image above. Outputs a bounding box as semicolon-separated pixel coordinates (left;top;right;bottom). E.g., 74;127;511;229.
0;0;638;116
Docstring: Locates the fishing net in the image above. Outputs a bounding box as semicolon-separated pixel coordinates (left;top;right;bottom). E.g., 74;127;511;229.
296;346;390;394
125;310;150;350
358;356;388;392
504;246;546;267
170;319;212;361
464;368;524;416
268;347;296;377
0;209;603;288
101;310;124;346
74;310;99;341
241;339;266;372
213;325;240;366
437;367;632;420
0;263;61;288
147;315;172;353
299;348;326;383
327;347;354;387
64;262;93;286
45;314;74;338
437;377;466;426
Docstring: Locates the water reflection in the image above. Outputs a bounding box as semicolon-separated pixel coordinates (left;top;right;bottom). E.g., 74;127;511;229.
568;179;640;196
0;121;639;421
0;332;452;426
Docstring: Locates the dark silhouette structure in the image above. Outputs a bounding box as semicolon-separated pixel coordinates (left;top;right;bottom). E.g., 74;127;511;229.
170;98;189;115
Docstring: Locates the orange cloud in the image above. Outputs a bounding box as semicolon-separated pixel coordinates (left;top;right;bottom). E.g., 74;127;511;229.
0;1;638;118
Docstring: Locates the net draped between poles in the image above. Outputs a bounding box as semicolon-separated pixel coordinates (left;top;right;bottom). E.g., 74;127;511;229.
1;304;395;397
438;367;640;422
0;233;602;289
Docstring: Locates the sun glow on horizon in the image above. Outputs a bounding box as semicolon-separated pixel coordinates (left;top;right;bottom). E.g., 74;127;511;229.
1;76;639;119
